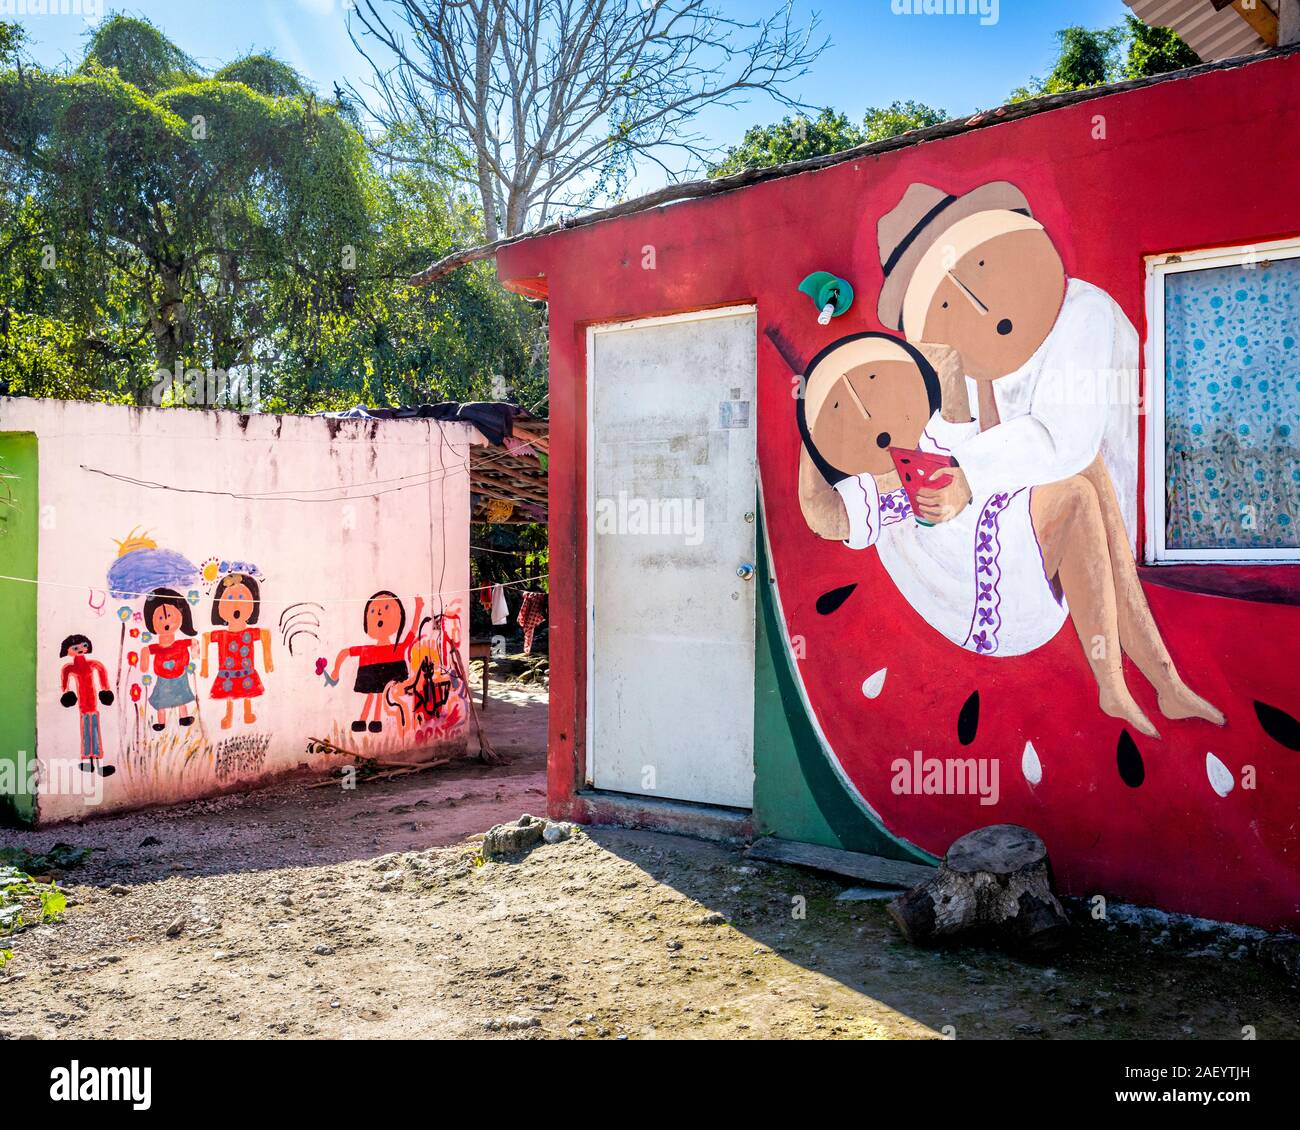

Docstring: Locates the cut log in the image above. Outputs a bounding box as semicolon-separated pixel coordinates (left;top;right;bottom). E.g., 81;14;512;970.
886;824;1069;954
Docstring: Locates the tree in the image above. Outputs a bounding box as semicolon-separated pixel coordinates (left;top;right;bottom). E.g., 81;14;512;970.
708;100;945;177
0;21;22;65
0;15;546;410
861;99;947;143
348;0;826;240
708;109;862;177
1009;25;1125;102
1123;14;1200;79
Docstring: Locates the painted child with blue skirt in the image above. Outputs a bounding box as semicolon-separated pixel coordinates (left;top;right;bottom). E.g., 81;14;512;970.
140;587;198;731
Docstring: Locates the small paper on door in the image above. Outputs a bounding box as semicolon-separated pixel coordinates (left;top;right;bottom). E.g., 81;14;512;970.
718;400;751;429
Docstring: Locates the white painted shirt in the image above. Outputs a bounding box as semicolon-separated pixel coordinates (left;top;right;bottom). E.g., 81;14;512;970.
951;278;1139;546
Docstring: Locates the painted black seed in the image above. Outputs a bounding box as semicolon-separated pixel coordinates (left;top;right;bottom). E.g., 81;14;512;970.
815;584;857;616
957;691;979;746
1117;729;1144;787
1254;701;1300;751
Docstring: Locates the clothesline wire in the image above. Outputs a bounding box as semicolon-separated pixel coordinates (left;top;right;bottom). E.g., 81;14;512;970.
471;544;545;557
77;429;545;503
0;571;550;606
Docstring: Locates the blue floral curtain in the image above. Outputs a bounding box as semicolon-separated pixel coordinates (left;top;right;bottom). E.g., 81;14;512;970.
1164;255;1300;551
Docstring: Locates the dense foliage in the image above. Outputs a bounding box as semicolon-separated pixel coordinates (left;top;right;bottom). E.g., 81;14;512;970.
708;101;946;176
0;16;545;412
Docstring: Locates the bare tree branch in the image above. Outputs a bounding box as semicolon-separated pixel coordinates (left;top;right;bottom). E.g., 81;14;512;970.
348;0;824;239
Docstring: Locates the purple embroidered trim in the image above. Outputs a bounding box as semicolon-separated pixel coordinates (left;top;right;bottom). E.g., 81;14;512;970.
921;426;952;455
879;487;912;527
854;478;874;544
962;489;1024;655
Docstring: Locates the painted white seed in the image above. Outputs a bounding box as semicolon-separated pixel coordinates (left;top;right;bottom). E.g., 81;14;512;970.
1021;741;1043;786
1205;751;1234;798
861;667;887;699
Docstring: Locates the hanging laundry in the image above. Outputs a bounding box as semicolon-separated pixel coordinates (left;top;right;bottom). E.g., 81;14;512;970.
518;591;548;654
477;585;492;612
490;583;509;626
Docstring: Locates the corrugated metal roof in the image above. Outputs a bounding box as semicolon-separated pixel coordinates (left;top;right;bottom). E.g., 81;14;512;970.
1124;0;1268;61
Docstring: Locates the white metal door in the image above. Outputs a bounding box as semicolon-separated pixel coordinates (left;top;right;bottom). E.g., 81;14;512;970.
587;307;757;809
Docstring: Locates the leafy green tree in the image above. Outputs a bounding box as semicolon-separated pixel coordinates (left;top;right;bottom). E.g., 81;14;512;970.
861;99;947;143
708;101;945;177
1010;25;1126;102
75;12;198;93
0;16;545;412
0;21;22;65
1123;14;1200;78
708;109;863;176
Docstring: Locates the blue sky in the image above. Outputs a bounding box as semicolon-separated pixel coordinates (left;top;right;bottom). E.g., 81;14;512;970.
14;0;1134;187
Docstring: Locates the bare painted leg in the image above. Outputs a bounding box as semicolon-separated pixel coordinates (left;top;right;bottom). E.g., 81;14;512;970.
221;700;234;730
243;697;257;725
1080;457;1224;725
1033;476;1160;738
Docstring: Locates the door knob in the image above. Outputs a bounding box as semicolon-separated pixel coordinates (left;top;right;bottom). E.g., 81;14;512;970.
736;563;755;580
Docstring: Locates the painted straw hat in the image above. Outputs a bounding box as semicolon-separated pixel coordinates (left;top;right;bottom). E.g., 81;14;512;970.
876;181;1032;331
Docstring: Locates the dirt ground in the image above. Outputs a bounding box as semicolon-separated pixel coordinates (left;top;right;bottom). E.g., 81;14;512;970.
2;686;1297;1040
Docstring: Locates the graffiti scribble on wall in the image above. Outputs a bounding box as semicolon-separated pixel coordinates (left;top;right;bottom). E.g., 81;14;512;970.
279;602;324;656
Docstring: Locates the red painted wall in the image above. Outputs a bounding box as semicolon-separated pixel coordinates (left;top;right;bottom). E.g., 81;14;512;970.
500;53;1300;927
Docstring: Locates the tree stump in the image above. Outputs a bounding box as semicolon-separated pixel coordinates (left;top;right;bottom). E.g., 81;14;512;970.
886;824;1069;954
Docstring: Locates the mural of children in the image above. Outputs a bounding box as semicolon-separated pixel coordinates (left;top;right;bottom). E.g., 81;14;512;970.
200;572;273;730
329;591;424;733
872;180;1223;733
59;635;115;776
140;588;197;731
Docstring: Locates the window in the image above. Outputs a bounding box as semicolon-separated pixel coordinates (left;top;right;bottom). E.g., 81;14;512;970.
1147;240;1300;562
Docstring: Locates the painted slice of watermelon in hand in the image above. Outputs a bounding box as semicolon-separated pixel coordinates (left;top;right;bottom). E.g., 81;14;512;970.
888;447;956;526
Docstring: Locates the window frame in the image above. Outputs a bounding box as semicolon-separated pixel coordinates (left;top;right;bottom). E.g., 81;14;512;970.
1144;236;1300;564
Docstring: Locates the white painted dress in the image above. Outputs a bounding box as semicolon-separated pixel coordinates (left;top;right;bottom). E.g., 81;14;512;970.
835;414;1067;658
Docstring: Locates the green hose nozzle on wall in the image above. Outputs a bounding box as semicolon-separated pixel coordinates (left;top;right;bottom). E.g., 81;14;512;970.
798;272;854;325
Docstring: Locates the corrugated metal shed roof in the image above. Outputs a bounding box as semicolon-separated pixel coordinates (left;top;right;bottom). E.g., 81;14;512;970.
1124;0;1269;60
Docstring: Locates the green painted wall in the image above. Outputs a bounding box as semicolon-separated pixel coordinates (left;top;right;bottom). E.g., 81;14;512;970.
0;432;38;824
752;512;935;865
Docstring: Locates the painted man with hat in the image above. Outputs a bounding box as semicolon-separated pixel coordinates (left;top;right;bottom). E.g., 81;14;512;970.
878;179;1222;733
797;180;1223;737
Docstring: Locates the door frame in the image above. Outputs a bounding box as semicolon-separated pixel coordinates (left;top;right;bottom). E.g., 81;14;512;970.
584;304;759;802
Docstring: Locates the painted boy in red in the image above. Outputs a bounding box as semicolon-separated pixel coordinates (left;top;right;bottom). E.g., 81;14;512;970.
59;634;115;776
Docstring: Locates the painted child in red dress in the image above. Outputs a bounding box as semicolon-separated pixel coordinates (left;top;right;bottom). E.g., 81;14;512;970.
140;588;198;731
59;634;115;776
200;572;273;730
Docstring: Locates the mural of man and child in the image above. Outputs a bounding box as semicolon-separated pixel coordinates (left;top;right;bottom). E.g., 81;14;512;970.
60;534;466;777
794;179;1225;739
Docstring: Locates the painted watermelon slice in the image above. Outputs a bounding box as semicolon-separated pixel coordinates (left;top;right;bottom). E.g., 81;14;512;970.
888;446;955;526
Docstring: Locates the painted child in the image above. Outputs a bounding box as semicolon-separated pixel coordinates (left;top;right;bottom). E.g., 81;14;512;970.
59;634;115;776
200;572;273;730
140;588;197;731
329;590;424;734
797;332;1219;734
